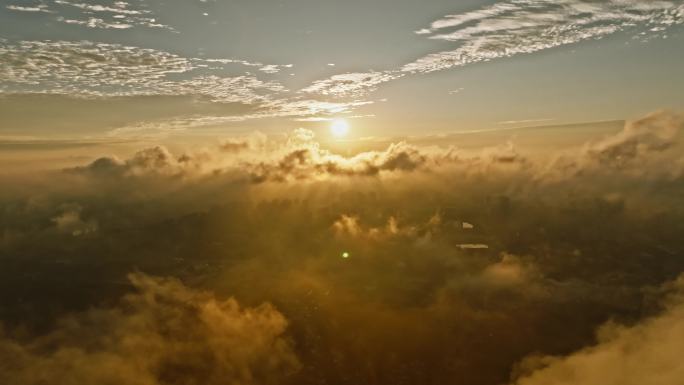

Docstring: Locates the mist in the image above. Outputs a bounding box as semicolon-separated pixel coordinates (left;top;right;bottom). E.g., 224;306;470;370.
1;111;683;385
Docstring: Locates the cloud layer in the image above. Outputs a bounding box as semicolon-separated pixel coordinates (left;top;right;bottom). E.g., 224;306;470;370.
1;110;684;385
0;273;299;385
511;276;684;385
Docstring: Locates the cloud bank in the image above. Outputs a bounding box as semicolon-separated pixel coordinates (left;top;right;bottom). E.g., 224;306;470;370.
0;273;299;385
1;111;683;385
511;275;684;385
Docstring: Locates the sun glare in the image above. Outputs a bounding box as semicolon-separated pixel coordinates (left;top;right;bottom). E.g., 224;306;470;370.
330;119;350;138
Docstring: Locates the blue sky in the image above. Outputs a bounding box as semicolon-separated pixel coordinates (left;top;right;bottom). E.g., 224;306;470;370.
1;0;683;141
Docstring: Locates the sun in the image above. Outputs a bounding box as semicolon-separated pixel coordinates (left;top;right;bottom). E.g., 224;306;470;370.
330;119;350;138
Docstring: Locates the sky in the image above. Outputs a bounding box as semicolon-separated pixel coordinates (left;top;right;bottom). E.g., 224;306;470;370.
2;2;684;385
1;0;683;145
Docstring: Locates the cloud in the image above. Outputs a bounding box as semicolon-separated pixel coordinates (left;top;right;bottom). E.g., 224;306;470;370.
218;132;268;153
510;275;684;385
82;127;473;181
246;140;440;183
6;4;53;13
542;110;684;180
0;273;300;385
301;71;403;98
0;40;286;103
295;1;683;101
51;203;98;236
76;130;434;180
0;40;374;127
7;0;175;30
2;110;684;385
498;118;555;125
73;146;186;178
65;111;682;188
56;16;133;29
101;99;374;136
586;110;682;164
54;0;144;15
259;64;294;74
404;0;684;74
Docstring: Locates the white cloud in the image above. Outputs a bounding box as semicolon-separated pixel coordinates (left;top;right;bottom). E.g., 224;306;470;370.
498;118;555;125
404;0;684;73
54;0;144;15
0;40;380;127
258;63;294;74
0;40;287;104
298;1;683;101
301;71;403;98
0;273;300;385
6;4;53;13
7;0;176;30
105;99;375;135
510;274;684;385
57;16;133;29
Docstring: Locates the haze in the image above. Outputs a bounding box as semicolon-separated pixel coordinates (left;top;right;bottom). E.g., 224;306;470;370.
1;1;684;385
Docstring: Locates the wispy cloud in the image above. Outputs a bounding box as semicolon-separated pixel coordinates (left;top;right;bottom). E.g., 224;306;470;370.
0;39;378;128
293;114;375;122
301;71;403;98
299;1;683;101
0;40;287;103
498;118;555;125
105;99;375;136
56;16;133;29
54;0;144;15
403;0;684;73
5;1;682;130
6;0;175;30
6;3;53;13
199;58;293;74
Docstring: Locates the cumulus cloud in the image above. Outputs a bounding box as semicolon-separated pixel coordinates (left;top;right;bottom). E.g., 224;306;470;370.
82;110;684;184
219;131;268;153
585;111;682;165
510;275;684;385
404;0;684;73
73;146;188;178
2;110;684;385
0;273;300;385
542;110;684;181
246;140;440;182
77;127;478;182
51;203;98;236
